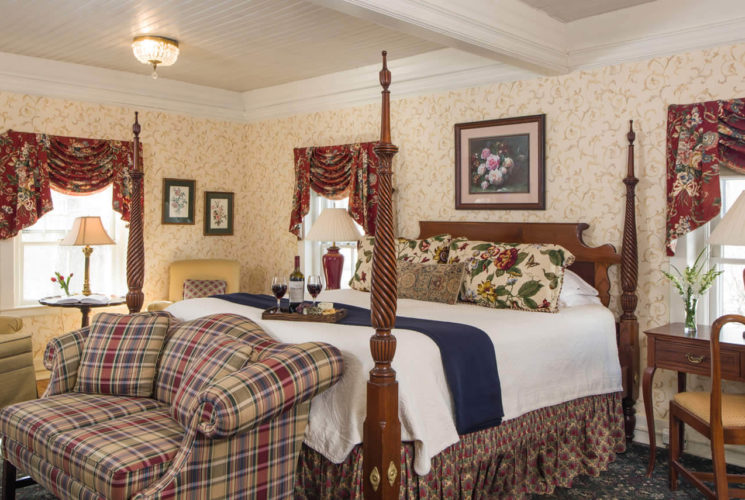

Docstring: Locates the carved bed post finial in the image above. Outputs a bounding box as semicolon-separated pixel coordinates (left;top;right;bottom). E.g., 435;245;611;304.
620;119;639;441
364;50;401;500
126;111;145;313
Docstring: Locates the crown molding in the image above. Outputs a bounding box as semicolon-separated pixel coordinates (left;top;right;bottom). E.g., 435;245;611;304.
567;0;745;69
241;49;537;122
0;51;245;122
309;0;569;74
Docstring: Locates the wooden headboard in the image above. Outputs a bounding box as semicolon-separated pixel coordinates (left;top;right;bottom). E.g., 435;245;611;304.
417;221;621;307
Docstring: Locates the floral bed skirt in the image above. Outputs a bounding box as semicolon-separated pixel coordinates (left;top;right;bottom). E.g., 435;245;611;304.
294;392;625;499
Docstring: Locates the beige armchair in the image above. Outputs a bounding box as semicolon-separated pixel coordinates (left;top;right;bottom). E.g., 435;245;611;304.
0;316;37;406
148;259;241;311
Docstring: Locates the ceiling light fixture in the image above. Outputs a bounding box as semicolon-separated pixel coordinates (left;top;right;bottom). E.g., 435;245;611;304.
132;35;179;79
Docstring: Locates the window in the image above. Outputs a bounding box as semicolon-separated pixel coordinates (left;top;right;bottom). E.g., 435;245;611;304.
300;191;360;288
0;185;128;308
709;176;745;318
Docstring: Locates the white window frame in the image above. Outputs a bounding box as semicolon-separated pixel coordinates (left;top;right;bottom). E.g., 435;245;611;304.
299;191;360;288
0;187;128;312
669;170;745;324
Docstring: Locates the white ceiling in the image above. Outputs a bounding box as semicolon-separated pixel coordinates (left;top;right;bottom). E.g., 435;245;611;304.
0;0;744;122
520;0;655;22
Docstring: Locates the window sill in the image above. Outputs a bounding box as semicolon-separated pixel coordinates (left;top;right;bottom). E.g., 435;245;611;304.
0;304;58;317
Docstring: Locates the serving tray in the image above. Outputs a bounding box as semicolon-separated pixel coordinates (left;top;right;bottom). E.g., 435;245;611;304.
261;307;347;323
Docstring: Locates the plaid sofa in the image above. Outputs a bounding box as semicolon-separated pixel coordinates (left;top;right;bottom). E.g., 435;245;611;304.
0;313;343;500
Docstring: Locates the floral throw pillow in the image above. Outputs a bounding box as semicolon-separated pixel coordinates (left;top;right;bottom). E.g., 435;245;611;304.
397;234;451;264
448;238;575;313
398;261;466;305
349;236;375;291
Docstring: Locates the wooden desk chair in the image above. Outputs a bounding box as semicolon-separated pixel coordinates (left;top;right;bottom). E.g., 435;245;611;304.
670;314;745;499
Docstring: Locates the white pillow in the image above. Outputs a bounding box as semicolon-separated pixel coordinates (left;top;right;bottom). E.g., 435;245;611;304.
562;269;599;296
558;269;602;308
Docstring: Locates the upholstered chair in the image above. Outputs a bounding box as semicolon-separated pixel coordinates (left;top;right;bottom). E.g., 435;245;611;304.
147;259;240;311
0;316;37;407
669;314;745;499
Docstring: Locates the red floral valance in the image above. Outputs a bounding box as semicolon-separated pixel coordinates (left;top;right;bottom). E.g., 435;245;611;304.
0;130;142;240
289;142;379;237
665;98;745;255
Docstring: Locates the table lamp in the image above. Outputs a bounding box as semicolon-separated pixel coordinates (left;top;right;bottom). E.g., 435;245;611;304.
61;216;115;296
306;208;362;289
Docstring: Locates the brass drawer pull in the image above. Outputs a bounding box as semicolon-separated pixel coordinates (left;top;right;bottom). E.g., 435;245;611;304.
685;353;705;364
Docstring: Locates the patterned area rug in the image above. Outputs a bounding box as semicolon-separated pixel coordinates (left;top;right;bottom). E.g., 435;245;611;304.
1;442;741;499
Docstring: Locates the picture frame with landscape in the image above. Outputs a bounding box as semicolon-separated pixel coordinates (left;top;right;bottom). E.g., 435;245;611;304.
204;191;234;236
162;178;195;224
454;114;545;210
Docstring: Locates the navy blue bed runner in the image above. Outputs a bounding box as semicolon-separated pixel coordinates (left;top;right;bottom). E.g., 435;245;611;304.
214;293;503;434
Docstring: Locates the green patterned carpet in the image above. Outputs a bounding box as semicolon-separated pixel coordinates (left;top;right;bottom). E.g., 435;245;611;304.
2;442;740;499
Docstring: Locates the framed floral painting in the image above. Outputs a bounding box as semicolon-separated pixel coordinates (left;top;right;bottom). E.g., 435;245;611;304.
454;114;545;210
162;178;195;224
204;191;234;236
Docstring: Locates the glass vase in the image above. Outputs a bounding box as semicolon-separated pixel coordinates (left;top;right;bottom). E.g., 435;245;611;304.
683;295;697;335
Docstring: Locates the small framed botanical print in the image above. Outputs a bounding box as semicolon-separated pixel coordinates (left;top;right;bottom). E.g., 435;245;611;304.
162;178;195;224
204;191;234;236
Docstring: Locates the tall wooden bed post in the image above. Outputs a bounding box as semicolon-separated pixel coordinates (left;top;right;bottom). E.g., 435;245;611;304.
127;112;145;313
364;51;402;499
620;120;640;440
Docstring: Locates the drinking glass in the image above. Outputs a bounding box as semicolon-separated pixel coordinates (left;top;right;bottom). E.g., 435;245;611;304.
271;276;287;313
307;275;323;307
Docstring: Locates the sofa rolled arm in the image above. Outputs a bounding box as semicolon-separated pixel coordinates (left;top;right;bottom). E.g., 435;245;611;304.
147;301;173;312
196;341;343;438
43;326;90;396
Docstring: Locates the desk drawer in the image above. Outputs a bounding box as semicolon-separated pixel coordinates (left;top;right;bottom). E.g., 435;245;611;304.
655;340;741;378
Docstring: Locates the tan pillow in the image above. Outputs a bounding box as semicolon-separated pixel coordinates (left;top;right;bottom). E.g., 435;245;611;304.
397;261;466;305
448;238;575;313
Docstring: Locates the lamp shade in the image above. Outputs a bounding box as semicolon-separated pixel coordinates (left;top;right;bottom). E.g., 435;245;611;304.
710;191;745;246
306;208;362;242
61;217;115;246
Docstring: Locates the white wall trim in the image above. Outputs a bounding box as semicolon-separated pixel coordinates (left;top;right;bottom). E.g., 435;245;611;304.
0;52;246;122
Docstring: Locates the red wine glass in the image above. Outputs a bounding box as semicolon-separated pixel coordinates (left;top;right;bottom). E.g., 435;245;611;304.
271;276;287;313
307;275;322;307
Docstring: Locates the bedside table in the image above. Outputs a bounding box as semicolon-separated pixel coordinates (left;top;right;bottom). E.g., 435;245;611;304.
642;322;745;476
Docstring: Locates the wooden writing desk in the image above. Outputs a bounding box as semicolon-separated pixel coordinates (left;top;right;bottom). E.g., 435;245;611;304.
642;322;745;475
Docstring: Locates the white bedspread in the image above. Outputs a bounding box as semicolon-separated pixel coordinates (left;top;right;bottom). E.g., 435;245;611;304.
166;289;621;475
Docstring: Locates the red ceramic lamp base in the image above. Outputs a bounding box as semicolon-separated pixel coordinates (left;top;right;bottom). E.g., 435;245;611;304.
322;246;344;290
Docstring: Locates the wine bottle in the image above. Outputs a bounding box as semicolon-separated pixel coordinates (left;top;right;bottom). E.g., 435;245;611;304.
288;255;304;313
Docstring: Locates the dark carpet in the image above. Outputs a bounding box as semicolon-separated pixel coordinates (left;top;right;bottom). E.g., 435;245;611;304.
2;442;741;499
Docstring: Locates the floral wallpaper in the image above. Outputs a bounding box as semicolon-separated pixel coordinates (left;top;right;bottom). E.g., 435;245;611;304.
3;42;745;432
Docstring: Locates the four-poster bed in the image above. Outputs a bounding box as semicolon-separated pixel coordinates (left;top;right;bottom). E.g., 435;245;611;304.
122;53;640;497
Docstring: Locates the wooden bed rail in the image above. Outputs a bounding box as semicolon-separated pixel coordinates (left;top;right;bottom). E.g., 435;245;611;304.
364;51;401;499
127;112;145;313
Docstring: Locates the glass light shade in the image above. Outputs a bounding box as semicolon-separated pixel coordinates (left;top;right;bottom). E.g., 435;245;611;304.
132;36;179;66
306;208;362;242
61;216;115;246
710;191;745;246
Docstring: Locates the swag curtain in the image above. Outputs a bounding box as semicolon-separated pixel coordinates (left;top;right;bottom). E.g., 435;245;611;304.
289;142;380;237
665;98;745;255
0;130;142;240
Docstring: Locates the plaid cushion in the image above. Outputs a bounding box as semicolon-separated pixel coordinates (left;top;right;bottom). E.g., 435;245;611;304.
0;393;163;462
43;326;90;396
182;279;227;299
75;312;172;397
170;335;255;429
198;341;344;437
41;408;180;499
155;313;276;404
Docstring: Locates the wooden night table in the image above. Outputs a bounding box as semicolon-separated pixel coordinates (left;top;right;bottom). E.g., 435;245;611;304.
39;296;126;328
642;322;745;476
